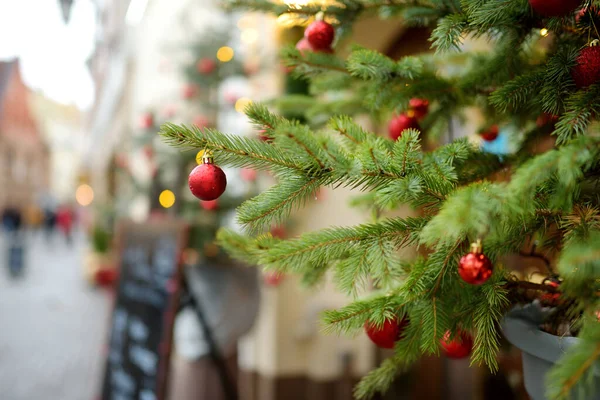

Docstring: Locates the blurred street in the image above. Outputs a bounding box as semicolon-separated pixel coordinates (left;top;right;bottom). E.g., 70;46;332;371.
0;231;110;400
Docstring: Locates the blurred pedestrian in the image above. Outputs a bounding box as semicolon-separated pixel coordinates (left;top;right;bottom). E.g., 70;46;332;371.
43;207;56;241
56;205;74;244
2;205;22;235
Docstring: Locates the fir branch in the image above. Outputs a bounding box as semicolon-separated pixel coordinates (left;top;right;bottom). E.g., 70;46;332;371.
430;13;468;52
159;123;303;173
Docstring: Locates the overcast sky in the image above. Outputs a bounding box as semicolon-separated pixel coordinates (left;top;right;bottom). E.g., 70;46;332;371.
0;0;96;109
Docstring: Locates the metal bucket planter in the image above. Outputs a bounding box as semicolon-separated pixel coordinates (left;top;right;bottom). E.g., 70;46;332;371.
502;303;600;400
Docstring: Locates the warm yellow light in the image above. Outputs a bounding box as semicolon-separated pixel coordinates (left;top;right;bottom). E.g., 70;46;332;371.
234;97;252;113
241;29;258;45
195;149;207;165
75;184;94;206
237;15;253;29
540;28;549;37
217;46;234;62
159;190;176;209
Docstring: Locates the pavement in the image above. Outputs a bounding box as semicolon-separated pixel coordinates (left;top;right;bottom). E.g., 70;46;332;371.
0;230;111;400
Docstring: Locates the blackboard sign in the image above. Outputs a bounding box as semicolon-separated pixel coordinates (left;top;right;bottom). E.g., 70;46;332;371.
101;219;187;400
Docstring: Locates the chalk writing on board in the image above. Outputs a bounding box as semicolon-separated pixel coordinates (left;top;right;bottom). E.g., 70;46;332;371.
101;220;185;400
129;345;158;375
122;282;164;308
129;317;149;342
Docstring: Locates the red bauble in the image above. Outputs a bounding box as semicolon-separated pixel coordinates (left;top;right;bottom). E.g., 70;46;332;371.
139;113;154;129
200;199;219;211
572;45;600;88
240;167;257;182
409;98;429;120
388;113;420;141
441;330;473;359
296;37;315;56
305;20;335;50
479;125;499;142
264;271;285;287
182;84;198;99
458;242;493;285
365;318;407;349
193;115;210;129
540;279;562;306
270;225;286;239
197;58;216;74
95;268;118;287
528;0;582;17
536;113;559;128
143;146;154;159
258;129;271;142
188;157;227;201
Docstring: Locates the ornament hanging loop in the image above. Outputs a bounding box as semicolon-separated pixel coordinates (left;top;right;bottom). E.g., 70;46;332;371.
202;149;214;164
470;239;483;254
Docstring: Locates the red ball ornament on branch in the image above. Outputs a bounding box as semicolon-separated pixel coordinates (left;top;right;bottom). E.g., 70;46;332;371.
264;271;285;287
197;58;216;75
305;20;335;51
441;330;473;359
409;98;429;120
188;154;227;201
458;240;493;285
388;112;420;141
364;317;408;349
528;0;582;17
240;167;258;182
138;112;154;129
479;125;499;142
193;115;210;129
182;84;198;99
572;42;600;88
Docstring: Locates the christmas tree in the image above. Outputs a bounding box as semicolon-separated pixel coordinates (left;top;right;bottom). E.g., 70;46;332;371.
160;1;600;398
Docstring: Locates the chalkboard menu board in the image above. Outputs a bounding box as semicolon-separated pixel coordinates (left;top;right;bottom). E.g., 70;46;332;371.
101;219;187;400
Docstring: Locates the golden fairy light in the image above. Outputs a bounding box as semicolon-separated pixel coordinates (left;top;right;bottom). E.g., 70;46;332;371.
540;28;549;37
235;97;252;113
159;190;176;209
241;28;259;45
217;46;234;62
75;184;94;206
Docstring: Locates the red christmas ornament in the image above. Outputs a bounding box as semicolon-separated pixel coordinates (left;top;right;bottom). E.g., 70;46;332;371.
536;113;559;128
200;199;219;211
264;271;285;287
540;279;562;306
441;330;473;359
528;0;582;17
95;268;118;287
188;155;227;201
258;129;271;142
572;43;600;88
197;58;216;75
143;146;153;159
139;113;154;129
305;20;335;51
270;225;287;239
458;240;493;285
388;113;420;141
182;84;198;99
296;37;315;56
193;115;210;129
364;317;408;349
409;98;429;120
479;125;499;142
240;167;257;182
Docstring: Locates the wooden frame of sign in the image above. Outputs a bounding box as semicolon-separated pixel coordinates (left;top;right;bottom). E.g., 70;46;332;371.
100;218;188;400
